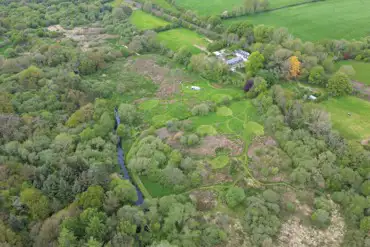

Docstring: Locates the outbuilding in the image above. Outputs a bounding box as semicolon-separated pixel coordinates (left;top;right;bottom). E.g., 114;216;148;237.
308;95;317;101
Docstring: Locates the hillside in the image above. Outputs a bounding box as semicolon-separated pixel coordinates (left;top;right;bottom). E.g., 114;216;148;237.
0;0;370;247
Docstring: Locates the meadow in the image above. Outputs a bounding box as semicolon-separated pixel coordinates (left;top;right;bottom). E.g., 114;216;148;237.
175;0;308;16
157;28;209;53
336;60;370;85
224;0;370;40
321;96;370;141
130;10;170;30
138;80;263;149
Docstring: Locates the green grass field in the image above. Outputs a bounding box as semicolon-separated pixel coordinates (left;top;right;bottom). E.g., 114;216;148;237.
130;10;170;30
175;0;307;16
224;0;370;40
152;0;179;12
157;28;209;54
321;96;370;141
336;61;370;85
140;176;175;197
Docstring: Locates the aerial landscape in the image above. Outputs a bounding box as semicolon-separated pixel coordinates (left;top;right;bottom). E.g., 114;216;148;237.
0;0;369;246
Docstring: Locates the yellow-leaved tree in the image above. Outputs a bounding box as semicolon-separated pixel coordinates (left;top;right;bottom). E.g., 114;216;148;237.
289;56;301;79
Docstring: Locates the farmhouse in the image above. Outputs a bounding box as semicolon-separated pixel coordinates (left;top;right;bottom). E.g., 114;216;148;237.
214;49;250;71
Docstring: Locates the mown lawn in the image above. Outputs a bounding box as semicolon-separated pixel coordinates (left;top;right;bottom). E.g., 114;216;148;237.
336;60;370;85
224;0;370;40
130;10;170;30
321;96;370;141
156;28;209;54
175;0;307;16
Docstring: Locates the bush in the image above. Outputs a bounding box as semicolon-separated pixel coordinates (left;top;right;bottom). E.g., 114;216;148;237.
180;134;200;147
311;209;330;228
187;134;200;146
308;66;327;85
225;187;245;208
191;103;210;116
327;72;353;96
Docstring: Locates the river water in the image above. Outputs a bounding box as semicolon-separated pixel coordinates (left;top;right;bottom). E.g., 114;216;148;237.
115;108;144;205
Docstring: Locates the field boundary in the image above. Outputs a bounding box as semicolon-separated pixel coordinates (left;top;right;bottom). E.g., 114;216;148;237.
221;0;321;20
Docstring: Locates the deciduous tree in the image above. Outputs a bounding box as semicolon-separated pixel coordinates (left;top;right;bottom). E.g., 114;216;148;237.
288;56;300;79
327;72;353;96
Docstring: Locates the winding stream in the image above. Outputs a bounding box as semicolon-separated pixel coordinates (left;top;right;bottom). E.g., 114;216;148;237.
115;108;144;205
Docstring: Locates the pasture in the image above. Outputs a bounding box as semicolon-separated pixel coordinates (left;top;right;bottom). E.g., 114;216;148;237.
157;28;210;54
336;61;370;85
152;0;179;12
321;96;370;141
175;0;308;16
224;0;370;40
130;10;170;30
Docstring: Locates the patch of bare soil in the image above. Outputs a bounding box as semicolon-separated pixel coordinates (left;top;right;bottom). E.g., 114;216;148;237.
189;190;218;211
278;204;345;247
47;25;118;51
188;135;243;157
198;162;233;186
361;137;370;145
247;136;277;159
211;83;223;89
353;80;370;101
126;57;192;97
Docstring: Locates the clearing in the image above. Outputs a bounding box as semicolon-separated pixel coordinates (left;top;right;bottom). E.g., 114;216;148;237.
321;96;370;141
47;25;118;51
335;60;370;86
130;10;170;30
224;0;370;40
157;28;210;54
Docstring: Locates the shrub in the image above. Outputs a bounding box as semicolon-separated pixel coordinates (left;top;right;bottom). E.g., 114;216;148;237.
180;134;200;147
327;72;353;96
308;66;327;85
191;103;209;116
187;134;200;146
311;209;330;228
225;187;245;208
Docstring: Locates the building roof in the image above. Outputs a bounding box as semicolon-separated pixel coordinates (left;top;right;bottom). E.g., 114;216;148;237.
235;50;250;57
226;57;244;65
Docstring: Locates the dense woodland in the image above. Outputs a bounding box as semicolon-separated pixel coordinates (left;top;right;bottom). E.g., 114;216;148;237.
0;0;369;247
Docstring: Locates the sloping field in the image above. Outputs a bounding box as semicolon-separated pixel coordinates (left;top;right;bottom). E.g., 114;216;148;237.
224;0;370;40
321;96;370;141
175;0;308;16
130;10;170;30
152;0;179;12
157;28;209;54
336;61;370;86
